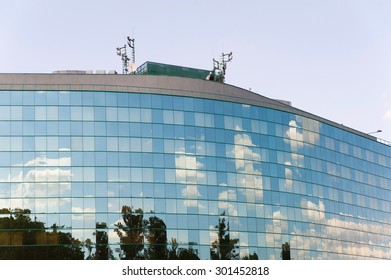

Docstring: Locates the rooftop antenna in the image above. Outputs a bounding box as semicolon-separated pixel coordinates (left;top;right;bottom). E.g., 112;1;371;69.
127;36;137;72
116;36;136;74
220;52;233;77
116;44;129;74
207;51;233;83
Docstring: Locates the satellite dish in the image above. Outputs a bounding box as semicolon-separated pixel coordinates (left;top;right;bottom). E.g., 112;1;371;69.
130;63;137;73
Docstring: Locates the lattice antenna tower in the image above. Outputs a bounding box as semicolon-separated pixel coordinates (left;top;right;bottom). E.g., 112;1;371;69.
208;52;233;83
220;52;233;76
116;36;136;74
116;44;129;74
127;37;137;73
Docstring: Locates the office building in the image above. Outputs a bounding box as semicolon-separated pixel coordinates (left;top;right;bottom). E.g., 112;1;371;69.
0;62;390;259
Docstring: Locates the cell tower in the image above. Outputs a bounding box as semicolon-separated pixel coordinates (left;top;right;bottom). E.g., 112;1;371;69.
207;52;233;83
127;36;137;72
116;36;136;74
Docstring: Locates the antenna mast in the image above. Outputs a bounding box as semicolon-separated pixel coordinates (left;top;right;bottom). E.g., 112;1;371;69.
207;51;233;83
127;37;137;72
116;36;136;74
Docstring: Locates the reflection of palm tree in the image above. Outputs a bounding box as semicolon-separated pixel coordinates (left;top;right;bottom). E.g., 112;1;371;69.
210;211;239;260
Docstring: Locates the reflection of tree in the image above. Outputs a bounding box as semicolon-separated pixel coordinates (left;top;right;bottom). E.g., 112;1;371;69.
242;251;259;260
281;242;291;260
168;238;200;260
114;205;201;260
145;216;167;260
0;208;84;260
84;238;94;260
210;212;239;260
94;222;114;260
114;206;145;260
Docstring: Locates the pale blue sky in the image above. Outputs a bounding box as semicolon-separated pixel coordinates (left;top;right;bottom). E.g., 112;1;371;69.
1;0;391;142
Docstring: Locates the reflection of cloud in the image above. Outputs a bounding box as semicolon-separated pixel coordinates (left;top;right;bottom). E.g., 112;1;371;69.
183;200;205;208
181;185;201;199
266;210;287;236
234;125;244;131
218;190;238;216
72;207;96;213
175;155;203;170
284;118;319;192
264;198;391;259
218;190;237;201
0;155;73;213
1;155;72;183
19;168;71;183
175;152;205;209
285;119;320;151
230;134;261;168
209;225;218;243
290;199;391;259
301;199;325;223
108;229;120;243
285;120;304;151
175;155;204;184
20;156;71;167
284;163;293;189
229;133;263;202
239;241;249;258
212;133;264;220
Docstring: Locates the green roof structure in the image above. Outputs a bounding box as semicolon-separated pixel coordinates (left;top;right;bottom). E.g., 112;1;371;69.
135;61;210;80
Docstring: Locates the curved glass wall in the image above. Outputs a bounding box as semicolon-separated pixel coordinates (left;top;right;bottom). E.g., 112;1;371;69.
0;89;390;259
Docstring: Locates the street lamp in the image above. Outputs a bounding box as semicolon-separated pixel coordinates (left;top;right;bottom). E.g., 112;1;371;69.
367;130;382;135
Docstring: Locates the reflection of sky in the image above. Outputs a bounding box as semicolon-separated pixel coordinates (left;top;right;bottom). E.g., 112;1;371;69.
0;154;72;214
259;116;391;259
0;96;389;259
175;142;206;210
265;198;391;259
168;112;265;256
225;132;263;213
174;124;264;211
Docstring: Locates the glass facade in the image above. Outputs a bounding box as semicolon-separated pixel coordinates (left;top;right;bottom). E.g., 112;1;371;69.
0;87;390;260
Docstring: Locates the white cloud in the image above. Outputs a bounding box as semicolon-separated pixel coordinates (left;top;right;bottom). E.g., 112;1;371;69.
175;155;204;185
18;156;71;167
175;154;203;170
175;153;205;209
285;119;320;151
181;185;201;199
183;200;205;208
1;155;72;184
289;199;391;259
72;206;96;213
263;198;391;259
217;190;238;216
218;190;237;201
300;199;326;223
0;155;73;214
229;133;263;203
384;109;391;121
